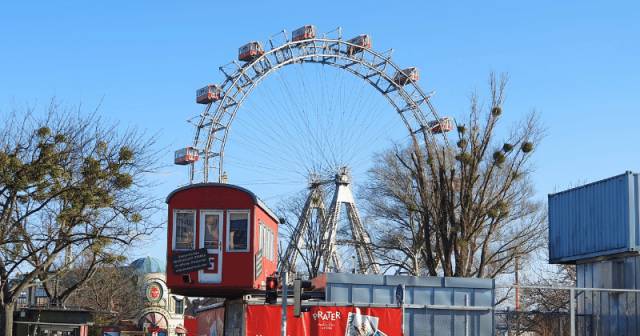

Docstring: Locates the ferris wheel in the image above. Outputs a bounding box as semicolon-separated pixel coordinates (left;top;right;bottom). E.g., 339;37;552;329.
175;25;452;275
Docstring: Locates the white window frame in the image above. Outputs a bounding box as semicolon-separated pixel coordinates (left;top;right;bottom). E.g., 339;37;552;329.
268;228;274;261
172;209;196;251
226;210;250;252
200;210;223;250
264;227;269;261
264;224;268;255
173;296;184;314
258;222;263;251
261;225;271;262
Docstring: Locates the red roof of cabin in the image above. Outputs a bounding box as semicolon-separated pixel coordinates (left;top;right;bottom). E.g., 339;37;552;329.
165;183;279;222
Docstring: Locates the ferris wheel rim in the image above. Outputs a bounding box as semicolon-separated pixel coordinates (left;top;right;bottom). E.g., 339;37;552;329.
191;34;449;183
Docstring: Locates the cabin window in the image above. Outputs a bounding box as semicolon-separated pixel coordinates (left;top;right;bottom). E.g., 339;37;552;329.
259;221;264;254
174;297;184;314
174;210;195;250
258;221;274;261
265;227;270;261
227;211;249;252
268;228;274;261
202;211;221;249
259;223;274;261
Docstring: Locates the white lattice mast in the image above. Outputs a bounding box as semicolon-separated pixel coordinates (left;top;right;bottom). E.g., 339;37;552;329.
281;174;326;277
320;167;380;274
281;168;380;276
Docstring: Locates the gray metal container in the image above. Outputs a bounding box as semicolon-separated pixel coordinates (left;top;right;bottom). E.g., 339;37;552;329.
548;171;640;264
576;255;640;336
321;273;495;336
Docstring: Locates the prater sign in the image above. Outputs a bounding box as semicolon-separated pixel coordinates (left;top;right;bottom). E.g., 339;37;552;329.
246;306;403;336
171;248;211;274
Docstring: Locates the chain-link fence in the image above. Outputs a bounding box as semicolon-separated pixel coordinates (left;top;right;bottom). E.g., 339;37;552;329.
496;285;640;336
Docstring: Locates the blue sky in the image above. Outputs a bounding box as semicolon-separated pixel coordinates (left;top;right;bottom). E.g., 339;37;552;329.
1;1;639;262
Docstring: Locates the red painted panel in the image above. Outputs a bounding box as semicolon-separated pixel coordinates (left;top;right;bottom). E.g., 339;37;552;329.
183;315;197;336
252;205;279;289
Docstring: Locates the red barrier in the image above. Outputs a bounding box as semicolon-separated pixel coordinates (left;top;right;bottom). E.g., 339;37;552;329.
246;305;403;336
183;315;197;336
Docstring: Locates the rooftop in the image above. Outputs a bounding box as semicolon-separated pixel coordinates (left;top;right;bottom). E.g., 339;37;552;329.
129;256;165;274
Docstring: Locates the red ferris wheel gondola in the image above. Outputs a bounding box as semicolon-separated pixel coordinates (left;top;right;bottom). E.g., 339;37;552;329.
238;41;264;62
292;25;316;42
174;147;199;165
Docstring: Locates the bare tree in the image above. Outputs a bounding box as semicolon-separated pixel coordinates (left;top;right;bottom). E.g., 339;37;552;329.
363;73;546;278
518;265;576;335
62;259;144;326
41;248;125;306
0;101;161;335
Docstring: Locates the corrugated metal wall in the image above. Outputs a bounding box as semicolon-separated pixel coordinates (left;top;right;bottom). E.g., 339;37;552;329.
224;300;245;336
323;273;495;336
548;172;640;263
577;256;640;336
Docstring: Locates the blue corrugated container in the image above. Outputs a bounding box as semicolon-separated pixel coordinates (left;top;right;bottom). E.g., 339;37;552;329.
548;171;640;264
319;273;495;336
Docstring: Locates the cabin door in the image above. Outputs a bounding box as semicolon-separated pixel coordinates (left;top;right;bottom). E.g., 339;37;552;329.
199;210;223;283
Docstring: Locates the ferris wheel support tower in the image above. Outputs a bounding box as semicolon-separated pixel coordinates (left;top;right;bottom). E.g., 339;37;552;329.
320;167;379;275
281;175;327;277
281;167;380;277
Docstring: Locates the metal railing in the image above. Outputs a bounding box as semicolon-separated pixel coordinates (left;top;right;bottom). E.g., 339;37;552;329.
496;285;640;336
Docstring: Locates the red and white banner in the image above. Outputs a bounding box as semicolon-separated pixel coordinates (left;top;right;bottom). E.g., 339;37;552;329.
246;305;403;336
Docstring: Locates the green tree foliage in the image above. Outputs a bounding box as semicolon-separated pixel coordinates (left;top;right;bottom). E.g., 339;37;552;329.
0;101;161;335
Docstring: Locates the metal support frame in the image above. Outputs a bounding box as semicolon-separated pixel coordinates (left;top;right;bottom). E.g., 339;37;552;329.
281;271;288;336
319;167;379;274
570;288;575;336
281;176;326;278
279;168;380;277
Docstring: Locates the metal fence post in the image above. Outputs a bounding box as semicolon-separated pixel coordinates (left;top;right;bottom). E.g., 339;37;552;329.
281;271;288;336
570;288;575;336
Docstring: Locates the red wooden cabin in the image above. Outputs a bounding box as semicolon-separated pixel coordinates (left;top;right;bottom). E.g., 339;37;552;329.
346;34;372;55
196;85;222;104
427;117;453;134
393;67;419;86
174;147;199;165
166;183;279;297
238;42;264;62
292;25;316;42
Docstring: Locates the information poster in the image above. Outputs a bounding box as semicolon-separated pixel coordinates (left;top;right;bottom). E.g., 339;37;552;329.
172;248;211;274
246;305;403;336
197;307;225;336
